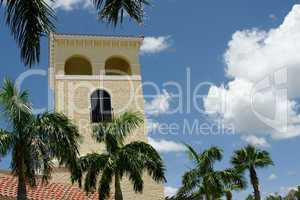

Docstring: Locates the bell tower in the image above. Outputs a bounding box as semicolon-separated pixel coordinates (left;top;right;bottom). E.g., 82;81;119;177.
48;33;164;200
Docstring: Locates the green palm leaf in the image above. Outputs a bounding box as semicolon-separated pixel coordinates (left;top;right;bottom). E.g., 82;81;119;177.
92;111;143;153
0;129;14;156
93;0;150;26
1;0;55;66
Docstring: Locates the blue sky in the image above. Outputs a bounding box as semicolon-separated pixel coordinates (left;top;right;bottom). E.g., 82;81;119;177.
1;0;300;199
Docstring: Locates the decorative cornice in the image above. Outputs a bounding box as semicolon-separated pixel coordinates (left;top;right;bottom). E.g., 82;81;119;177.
55;75;141;81
52;32;143;49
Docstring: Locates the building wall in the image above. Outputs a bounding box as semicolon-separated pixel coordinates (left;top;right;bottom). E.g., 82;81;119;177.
54;78;147;155
49;33;164;200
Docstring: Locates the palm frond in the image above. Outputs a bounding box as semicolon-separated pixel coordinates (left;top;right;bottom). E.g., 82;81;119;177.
184;143;200;164
176;169;201;198
218;168;247;191
30;136;54;184
0;129;14;156
98;164;114;200
128;168;144;193
199;146;223;171
2;0;55;66
92;122;120;153
255;150;274;168
23;144;39;187
231;147;248;169
121;141;165;183
0;79;32;130
78;153;109;193
92;112;143;153
93;0;149;26
34;112;80;177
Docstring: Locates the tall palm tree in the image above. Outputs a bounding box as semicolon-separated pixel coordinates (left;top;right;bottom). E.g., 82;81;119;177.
231;145;273;200
72;112;165;200
0;0;149;67
175;145;245;200
0;79;81;200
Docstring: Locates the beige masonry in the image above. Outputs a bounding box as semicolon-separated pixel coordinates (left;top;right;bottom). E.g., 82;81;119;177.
49;33;164;199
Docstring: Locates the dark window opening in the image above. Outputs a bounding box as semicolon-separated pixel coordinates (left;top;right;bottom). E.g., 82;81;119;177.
91;90;112;123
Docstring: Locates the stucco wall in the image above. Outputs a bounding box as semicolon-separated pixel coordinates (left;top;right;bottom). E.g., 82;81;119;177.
54;78;148;154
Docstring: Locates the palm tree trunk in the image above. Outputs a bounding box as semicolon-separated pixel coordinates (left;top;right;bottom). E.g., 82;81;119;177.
16;148;27;200
17;174;27;200
249;166;261;200
114;173;123;200
226;191;232;200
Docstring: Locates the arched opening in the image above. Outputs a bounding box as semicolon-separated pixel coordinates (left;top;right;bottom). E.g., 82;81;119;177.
91;89;112;123
105;56;132;75
65;56;92;75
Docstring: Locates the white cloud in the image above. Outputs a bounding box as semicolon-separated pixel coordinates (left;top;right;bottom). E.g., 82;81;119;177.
204;5;300;140
164;186;178;197
140;36;171;54
145;90;171;116
148;137;186;153
46;0;92;11
268;173;278;181
242;135;270;148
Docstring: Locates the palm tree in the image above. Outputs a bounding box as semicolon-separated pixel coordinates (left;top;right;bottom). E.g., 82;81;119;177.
72;112;165;200
175;145;245;200
231;145;273;200
0;0;149;67
0;79;81;200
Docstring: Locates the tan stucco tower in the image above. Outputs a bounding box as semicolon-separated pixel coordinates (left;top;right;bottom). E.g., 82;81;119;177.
48;33;164;199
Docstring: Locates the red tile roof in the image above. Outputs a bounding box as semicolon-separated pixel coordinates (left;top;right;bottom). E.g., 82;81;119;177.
0;174;104;200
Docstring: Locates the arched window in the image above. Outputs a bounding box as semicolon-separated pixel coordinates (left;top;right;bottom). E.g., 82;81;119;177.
91;90;112;123
65;56;92;75
105;56;131;75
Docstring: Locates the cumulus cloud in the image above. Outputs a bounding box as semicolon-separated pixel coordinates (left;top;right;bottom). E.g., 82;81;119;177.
45;0;92;11
164;186;178;197
145;90;172;135
145;90;171;116
204;5;300;140
148;137;186;153
242;135;270;147
268;173;278;181
140;36;171;54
